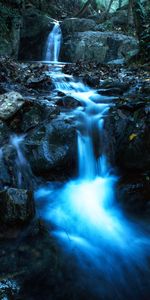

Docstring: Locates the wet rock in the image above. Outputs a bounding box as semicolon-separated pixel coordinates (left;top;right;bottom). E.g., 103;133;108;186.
117;176;150;214
19;8;55;60
61;31;138;64
99;79;130;92
104;106;150;172
25;74;53;90
25;117;76;180
56;95;80;108
0;92;24;120
0;279;20;299
0;188;35;226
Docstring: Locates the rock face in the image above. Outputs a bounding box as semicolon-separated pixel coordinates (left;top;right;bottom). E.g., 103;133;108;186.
0;92;24;120
61;31;138;63
19;8;55;60
104;106;150;173
0;188;35;225
0;9;22;58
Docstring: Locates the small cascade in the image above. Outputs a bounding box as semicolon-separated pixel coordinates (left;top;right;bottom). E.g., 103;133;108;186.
44;22;62;62
10;134;34;189
35;66;150;299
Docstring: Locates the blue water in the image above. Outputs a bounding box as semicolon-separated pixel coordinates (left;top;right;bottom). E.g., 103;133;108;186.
35;69;150;299
44;22;62;62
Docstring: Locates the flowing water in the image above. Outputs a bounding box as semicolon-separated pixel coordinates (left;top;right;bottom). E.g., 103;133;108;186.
44;22;62;62
15;23;150;299
35;66;150;299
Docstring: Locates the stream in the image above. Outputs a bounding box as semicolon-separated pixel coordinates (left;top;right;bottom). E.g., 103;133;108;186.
31;23;150;299
3;22;150;300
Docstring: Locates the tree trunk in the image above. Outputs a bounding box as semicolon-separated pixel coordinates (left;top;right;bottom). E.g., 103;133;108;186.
75;0;92;17
107;0;114;13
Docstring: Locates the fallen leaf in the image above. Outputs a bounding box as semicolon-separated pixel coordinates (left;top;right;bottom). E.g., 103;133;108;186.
129;133;137;141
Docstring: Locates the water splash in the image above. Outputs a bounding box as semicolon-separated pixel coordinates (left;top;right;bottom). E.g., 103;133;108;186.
44;22;62;62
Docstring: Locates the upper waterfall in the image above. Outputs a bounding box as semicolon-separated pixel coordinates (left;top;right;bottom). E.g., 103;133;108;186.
44;22;62;62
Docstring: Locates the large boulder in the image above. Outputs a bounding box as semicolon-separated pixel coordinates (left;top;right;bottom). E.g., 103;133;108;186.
61;18;96;35
61;31;138;63
19;8;55;60
0;91;24;120
103;105;150;173
24;117;77;180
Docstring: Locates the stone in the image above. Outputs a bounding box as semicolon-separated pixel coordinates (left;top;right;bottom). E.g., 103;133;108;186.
104;106;150;172
61;18;96;35
19;8;55;60
24;117;77;180
0;92;24;120
0;279;20;299
0;188;35;225
61;31;139;64
56;95;80;108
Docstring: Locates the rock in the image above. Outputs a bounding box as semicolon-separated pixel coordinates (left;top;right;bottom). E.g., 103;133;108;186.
107;58;125;65
104;106;150;172
0;279;20;299
61;31;139;64
0;92;24;120
61;18;96;35
24;117;76;180
19;8;55;60
25;74;53;90
0;188;35;226
117;177;150;214
56;95;81;108
111;9;134;27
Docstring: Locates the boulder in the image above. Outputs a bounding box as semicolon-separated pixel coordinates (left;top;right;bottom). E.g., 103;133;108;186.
0;188;35;225
0;91;24;120
24;117;77;180
61;18;96;35
19;8;55;60
61;31;138;64
104;106;150;173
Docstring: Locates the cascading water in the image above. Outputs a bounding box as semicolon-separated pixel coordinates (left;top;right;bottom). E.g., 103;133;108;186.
35;69;150;299
10;134;34;189
35;30;150;300
44;22;62;62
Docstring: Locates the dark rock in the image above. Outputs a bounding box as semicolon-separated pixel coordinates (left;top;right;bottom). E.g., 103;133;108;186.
25;74;53;90
104;106;150;172
117;176;150;214
0;188;35;226
56;95;81;108
61;31;138;64
25;117;77;180
61;18;96;35
19;8;55;60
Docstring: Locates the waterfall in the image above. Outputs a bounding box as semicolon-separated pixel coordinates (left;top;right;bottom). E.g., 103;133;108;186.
44;22;62;62
35;34;150;299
